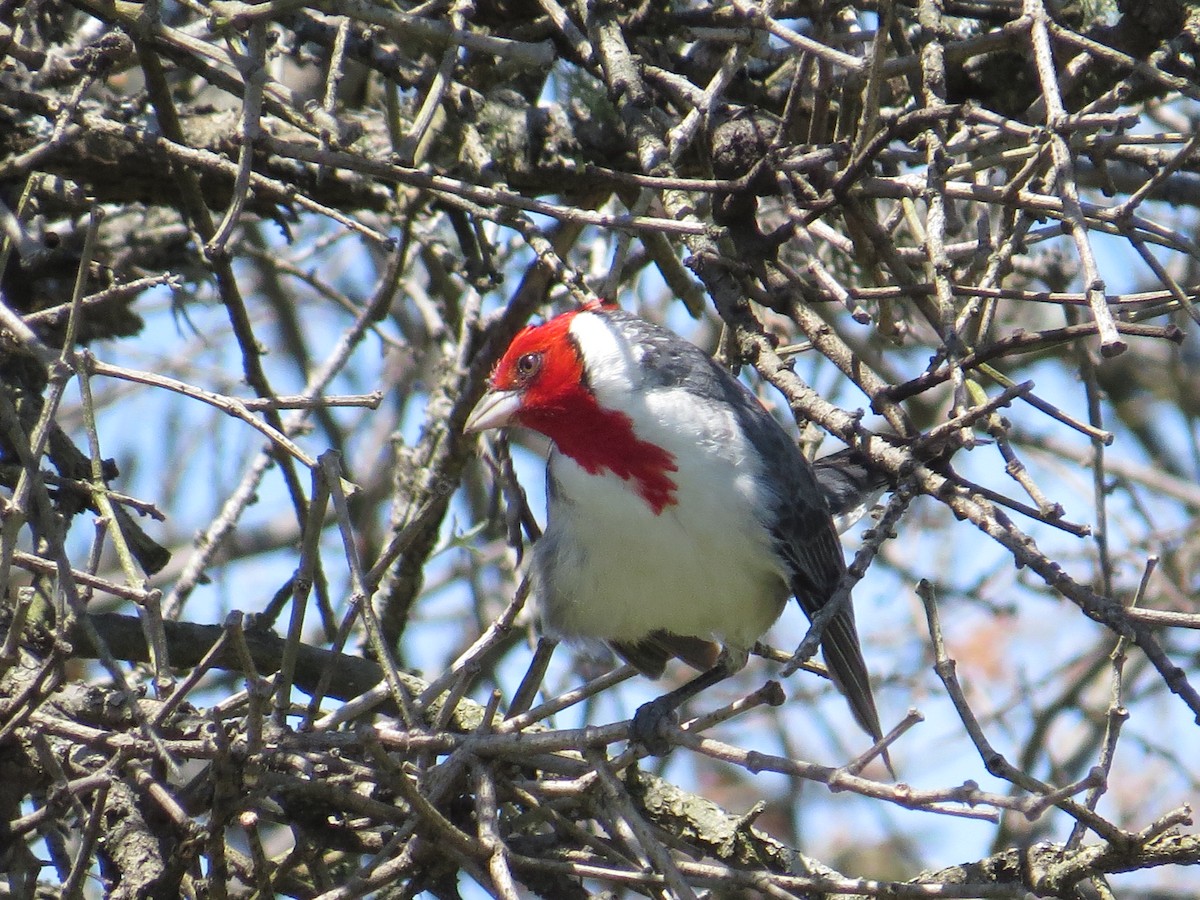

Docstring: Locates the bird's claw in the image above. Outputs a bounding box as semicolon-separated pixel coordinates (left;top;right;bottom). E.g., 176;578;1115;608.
631;699;678;755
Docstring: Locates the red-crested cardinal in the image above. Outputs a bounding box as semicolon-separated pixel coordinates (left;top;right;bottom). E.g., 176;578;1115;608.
466;302;885;754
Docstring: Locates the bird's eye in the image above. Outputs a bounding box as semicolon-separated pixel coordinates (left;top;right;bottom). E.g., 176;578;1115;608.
515;352;542;381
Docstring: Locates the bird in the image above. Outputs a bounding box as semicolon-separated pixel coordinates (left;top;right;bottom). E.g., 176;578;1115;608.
812;447;892;536
465;301;885;756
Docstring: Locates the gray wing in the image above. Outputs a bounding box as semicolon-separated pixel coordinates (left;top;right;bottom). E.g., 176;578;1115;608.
601;309;884;741
724;371;885;744
813;447;892;533
771;478;884;744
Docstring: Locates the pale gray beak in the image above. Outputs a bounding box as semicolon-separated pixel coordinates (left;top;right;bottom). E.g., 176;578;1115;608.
465;389;522;433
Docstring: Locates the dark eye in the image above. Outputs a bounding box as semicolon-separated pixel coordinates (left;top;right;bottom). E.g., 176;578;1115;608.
515;352;542;381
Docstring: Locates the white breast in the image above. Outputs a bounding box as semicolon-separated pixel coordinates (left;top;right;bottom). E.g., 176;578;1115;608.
532;382;790;655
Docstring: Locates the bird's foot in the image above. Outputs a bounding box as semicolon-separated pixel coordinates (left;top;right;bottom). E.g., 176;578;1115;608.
631;698;679;755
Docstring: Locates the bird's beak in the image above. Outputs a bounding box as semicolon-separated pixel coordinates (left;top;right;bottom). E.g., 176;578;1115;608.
465;389;522;433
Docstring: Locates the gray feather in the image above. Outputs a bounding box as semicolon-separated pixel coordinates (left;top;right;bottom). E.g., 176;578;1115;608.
599;309;884;742
813;448;892;533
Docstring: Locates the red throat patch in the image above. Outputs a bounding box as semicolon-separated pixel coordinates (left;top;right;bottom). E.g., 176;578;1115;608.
492;310;679;514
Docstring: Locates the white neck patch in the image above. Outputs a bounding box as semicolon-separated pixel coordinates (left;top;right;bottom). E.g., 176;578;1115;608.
568;311;645;404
